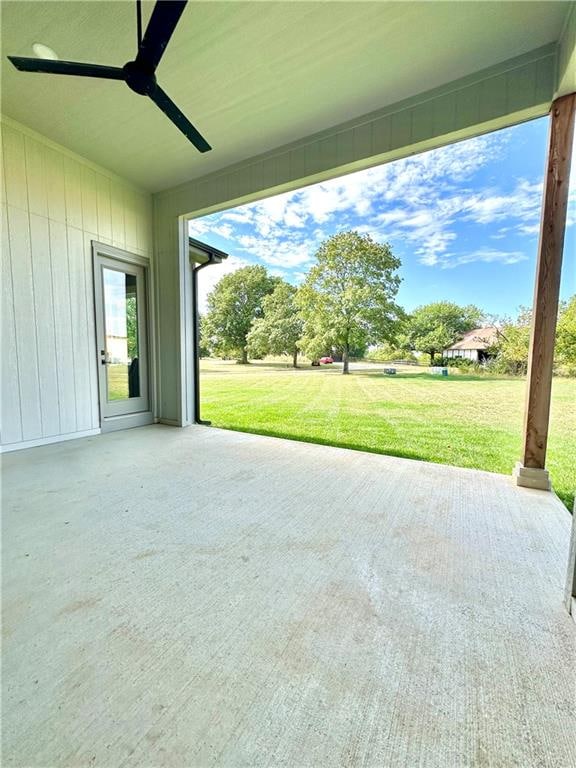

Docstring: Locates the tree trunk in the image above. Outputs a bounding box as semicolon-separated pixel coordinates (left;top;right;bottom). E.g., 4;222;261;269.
292;348;298;368
240;347;248;364
342;343;350;374
429;351;435;366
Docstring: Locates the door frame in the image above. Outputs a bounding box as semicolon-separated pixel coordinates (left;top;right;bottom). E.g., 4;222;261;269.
91;241;155;432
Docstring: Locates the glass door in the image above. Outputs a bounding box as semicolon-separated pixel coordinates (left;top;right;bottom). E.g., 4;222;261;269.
94;251;150;423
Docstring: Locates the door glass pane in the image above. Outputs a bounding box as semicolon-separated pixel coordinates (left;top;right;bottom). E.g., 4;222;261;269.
103;268;140;401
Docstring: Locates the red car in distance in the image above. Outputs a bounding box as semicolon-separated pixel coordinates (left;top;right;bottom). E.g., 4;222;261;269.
319;356;334;364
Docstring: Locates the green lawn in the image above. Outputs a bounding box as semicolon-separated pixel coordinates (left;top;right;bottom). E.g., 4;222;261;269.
200;359;575;510
107;364;129;400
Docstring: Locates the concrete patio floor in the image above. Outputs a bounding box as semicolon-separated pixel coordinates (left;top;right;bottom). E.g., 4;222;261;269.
2;424;575;767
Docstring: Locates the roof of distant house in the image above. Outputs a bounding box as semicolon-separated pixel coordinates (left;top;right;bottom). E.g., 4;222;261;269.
445;327;500;351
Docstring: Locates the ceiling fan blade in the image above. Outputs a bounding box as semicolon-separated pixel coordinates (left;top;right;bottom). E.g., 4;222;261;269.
8;57;125;80
149;84;211;153
135;1;188;72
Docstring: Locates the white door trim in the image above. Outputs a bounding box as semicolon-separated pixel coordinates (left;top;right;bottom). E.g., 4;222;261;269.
91;242;154;432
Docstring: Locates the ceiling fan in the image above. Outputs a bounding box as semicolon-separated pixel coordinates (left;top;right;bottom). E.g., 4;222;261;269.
7;0;211;153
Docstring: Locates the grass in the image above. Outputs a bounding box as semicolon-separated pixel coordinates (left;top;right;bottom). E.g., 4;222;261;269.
107;364;129;400
200;359;575;510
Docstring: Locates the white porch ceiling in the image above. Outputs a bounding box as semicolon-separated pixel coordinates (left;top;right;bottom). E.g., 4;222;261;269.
1;1;572;192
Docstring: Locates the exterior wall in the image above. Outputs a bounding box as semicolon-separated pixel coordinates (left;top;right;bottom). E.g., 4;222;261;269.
1;117;153;450
444;349;480;361
153;44;558;425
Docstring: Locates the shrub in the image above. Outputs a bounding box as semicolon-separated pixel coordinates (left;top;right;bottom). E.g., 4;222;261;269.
435;356;472;369
367;344;417;363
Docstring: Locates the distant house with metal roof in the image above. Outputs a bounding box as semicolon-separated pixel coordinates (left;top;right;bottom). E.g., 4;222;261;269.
443;327;500;362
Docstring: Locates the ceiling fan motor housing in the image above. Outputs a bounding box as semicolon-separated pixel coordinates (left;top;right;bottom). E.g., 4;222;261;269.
123;60;157;95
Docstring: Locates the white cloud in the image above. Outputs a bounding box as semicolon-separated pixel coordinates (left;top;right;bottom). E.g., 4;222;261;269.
364;175;548;266
221;209;253;223
236;234;314;268
188;217;210;236
189;125;571;277
190;219;235;241
199;131;507;264
461;180;543;227
518;224;541;236
457;248;528;266
433;248;528;270
211;223;234;239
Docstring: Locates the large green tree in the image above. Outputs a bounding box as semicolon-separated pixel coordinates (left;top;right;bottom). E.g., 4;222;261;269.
491;307;531;375
406;301;483;365
555;295;576;371
491;298;576;376
247;281;303;367
126;295;138;360
297;231;403;374
203;265;279;363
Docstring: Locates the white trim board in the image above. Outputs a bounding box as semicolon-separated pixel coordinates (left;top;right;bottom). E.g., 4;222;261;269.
0;428;101;453
91;240;157;427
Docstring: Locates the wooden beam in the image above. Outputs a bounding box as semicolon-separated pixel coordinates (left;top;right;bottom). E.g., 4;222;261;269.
520;93;576;477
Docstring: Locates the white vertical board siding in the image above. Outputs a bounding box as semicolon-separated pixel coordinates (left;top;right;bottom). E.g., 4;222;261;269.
7;204;42;441
67;225;92;432
1;203;22;444
49;219;76;436
29;214;60;437
0;119;153;448
96;174;112;243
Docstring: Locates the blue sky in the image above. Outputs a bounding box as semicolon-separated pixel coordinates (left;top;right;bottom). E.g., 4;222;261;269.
190;117;575;316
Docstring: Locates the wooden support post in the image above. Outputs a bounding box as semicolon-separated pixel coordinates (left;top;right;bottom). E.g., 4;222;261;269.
514;93;576;491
